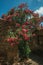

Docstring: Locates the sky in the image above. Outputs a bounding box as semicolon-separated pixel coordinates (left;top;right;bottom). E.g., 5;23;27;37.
0;0;43;17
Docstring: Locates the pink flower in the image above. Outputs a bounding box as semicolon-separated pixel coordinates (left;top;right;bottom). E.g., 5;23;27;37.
10;43;15;47
22;25;26;29
23;34;30;41
16;23;20;27
22;29;28;33
23;34;27;37
7;38;14;43
24;37;30;41
16;42;19;45
24;21;29;25
24;9;33;14
7;38;11;43
18;3;26;8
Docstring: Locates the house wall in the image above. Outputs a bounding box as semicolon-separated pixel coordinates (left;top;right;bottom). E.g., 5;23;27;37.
32;29;43;50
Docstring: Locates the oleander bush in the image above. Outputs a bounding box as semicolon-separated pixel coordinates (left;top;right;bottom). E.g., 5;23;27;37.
0;3;43;59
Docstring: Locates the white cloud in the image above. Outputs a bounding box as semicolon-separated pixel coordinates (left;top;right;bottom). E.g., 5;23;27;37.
34;7;43;16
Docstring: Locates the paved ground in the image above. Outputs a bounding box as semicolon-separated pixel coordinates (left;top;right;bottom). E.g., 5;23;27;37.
29;53;43;65
0;51;43;65
12;53;43;65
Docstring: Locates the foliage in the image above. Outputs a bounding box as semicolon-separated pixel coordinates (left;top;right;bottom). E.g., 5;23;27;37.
0;3;43;58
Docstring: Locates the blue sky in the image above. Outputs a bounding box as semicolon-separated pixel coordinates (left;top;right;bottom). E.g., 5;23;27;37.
0;0;43;17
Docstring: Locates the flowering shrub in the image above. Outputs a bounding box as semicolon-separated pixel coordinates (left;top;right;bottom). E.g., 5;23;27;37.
0;3;43;59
